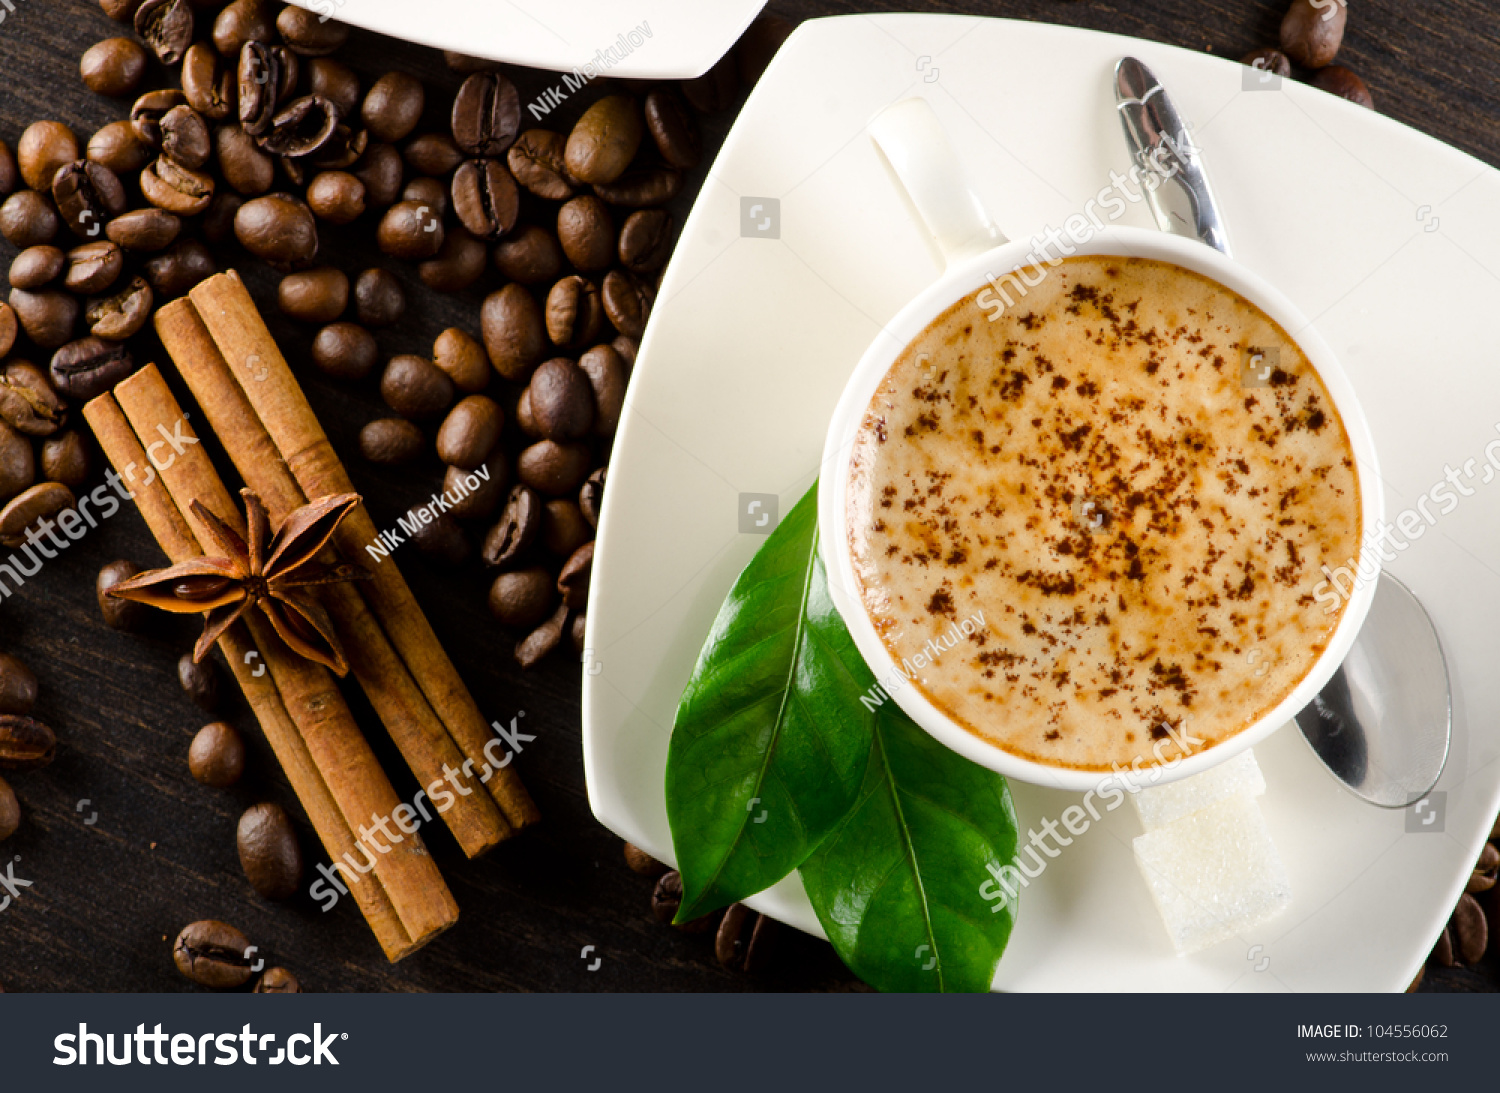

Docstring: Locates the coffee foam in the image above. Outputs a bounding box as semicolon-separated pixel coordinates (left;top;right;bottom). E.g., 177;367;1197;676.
846;255;1362;771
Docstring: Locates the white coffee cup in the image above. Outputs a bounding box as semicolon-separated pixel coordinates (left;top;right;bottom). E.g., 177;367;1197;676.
818;99;1383;792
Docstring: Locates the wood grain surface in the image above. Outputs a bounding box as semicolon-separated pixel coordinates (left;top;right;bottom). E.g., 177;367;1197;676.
0;0;1492;993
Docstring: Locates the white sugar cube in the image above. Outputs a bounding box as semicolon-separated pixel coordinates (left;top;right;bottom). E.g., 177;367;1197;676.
1132;749;1266;831
1132;793;1291;955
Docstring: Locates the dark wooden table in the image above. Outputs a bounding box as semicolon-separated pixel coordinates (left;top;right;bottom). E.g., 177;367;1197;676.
0;0;1494;993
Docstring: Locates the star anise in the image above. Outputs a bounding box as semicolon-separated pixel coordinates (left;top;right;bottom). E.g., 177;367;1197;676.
109;489;369;676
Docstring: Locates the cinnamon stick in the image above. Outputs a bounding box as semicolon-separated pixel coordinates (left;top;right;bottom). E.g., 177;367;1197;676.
187;272;539;832
108;366;460;947
82;392;437;962
155;297;511;857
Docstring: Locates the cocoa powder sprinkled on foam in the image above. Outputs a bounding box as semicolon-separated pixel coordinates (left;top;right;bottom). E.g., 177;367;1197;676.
846;256;1362;771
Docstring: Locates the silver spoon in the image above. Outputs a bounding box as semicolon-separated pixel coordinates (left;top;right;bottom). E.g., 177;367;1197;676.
1114;56;1452;808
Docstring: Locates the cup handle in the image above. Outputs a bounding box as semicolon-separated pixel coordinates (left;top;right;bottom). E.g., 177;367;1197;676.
869;98;1008;269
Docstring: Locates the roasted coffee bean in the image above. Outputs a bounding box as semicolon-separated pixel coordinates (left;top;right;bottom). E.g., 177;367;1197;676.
215;124;274;195
446;456;506;521
557;195;614;272
433;327;490;394
354;268;404;327
0;191;60;249
9;290;79;350
507;129;575;200
0;361;67;436
436;395;503;470
451;158;519;241
182;42;237;120
396;177;445;220
0;775;18;843
1432;925;1455;967
238;802;303;900
179;652;222;712
253;967;301;993
352;142;403;207
578;344;627;437
557;540;593;609
85;275;154;339
515;603;569;668
81;37;149;97
406;506;469;563
311;322;378;379
734;13;790;84
201;191;242;243
515;386;540;438
602;268;653;340
444;50;501;73
234;193;318;266
131;89;187;148
1280;0;1346;69
493;224;563;285
97;559;147;631
161;105;212;169
618;209;673;273
566;95;642;187
50;337;131;402
1241;48;1293;80
0;304;13;359
377;199;444;260
0;655;37;717
489;566;556;628
482;484;541;567
682;54;738;114
10;246;65;290
542;499;592;558
528;357;594;441
100;0;144;22
1312;65;1374;109
237;41;283;136
593;166;682;208
189;721;245;786
143;238;216;296
52;160;126;238
0;715;55;771
0;422;34;505
623;841;669;878
717;903;776;971
277;267;348;323
173;920;253;989
403;133;463;178
1469;841;1499;894
214;0;276;57
307;58;359;116
545;275;602;351
141;155;215;215
418;230;488;292
482;283;546;381
361;72;424;144
0;140;13;196
644;89;700;169
135;0;194;64
105;207;180;251
381;354;454;419
41;431;89;489
17;121;79;191
358;417;424;466
64;241;123;294
452;72;521;157
308;130;368;177
579;466;605;527
1451;892;1487;964
651;870;716;932
277;5;348;55
306;170;365;223
518;439;591;496
87;120;152;174
259;95;339;157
